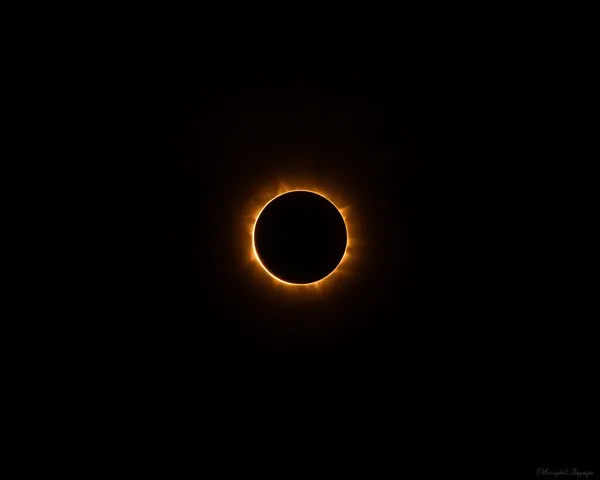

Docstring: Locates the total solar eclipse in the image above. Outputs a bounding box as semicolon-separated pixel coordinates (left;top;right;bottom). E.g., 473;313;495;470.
253;191;348;285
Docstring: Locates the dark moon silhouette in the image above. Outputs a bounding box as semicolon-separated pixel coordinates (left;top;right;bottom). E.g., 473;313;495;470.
254;191;348;284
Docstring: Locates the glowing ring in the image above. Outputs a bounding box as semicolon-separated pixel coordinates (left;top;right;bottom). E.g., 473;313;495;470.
252;190;349;286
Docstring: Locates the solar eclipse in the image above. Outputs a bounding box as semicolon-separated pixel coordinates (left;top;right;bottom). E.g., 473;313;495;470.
252;190;349;286
158;57;446;388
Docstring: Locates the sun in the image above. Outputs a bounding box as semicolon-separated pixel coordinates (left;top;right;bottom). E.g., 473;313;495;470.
242;180;361;292
252;189;349;287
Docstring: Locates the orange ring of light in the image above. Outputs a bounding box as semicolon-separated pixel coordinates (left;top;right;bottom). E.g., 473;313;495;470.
252;189;349;287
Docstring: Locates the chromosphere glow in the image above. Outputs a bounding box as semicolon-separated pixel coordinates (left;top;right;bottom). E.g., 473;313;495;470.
244;183;358;290
253;190;348;286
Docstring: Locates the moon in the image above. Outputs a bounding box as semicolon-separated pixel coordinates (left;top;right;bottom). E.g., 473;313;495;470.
253;190;348;286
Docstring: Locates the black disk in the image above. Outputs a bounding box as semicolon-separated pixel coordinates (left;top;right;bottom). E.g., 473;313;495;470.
254;191;347;284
